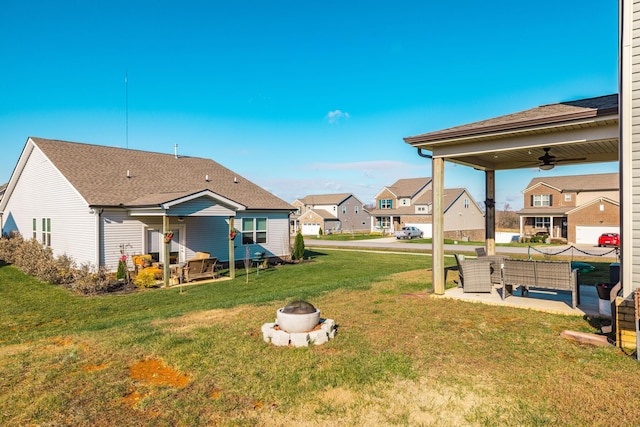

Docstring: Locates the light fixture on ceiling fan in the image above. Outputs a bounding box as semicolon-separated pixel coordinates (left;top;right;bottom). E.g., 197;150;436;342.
535;147;587;171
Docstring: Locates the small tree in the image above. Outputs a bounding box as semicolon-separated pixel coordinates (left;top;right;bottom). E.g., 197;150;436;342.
293;232;305;260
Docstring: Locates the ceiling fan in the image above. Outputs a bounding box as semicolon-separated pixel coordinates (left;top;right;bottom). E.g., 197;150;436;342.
533;147;587;170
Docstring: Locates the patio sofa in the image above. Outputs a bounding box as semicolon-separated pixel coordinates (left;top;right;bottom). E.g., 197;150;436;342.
182;253;217;282
502;259;579;308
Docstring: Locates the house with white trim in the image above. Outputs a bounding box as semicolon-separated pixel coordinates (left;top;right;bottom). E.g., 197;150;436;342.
368;177;485;240
291;193;370;235
0;137;294;276
517;173;619;244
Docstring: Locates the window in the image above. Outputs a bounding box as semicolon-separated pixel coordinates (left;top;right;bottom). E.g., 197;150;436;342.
242;217;267;244
417;206;426;212
379;199;392;209
354;205;359;214
464;198;470;208
534;217;551;228
342;206;347;214
32;218;37;240
532;194;551;207
41;218;51;247
564;194;571;202
377;217;390;228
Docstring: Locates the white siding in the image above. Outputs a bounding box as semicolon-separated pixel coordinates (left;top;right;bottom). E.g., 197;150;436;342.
101;210;150;270
311;204;337;217
2;147;97;265
624;0;640;295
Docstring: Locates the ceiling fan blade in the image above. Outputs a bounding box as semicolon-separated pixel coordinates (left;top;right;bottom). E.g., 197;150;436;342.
555;157;587;163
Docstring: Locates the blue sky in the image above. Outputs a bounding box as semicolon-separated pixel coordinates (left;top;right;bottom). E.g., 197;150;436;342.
0;1;619;210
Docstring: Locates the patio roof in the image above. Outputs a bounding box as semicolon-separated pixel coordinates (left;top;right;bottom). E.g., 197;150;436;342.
404;94;619;170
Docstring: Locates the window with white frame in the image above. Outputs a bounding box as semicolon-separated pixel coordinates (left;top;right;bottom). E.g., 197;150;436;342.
32;218;37;240
564;194;571;202
534;217;551;229
354;205;359;214
342;206;346;214
41;218;51;247
242;217;267;244
377;217;390;228
532;194;551;207
464;198;469;208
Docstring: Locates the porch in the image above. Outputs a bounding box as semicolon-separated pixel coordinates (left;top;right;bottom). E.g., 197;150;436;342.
439;282;601;317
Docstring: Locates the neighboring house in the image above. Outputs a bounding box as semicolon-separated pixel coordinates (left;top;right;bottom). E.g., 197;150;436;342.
369;177;485;240
517;173;620;244
0;137;294;272
290;193;370;235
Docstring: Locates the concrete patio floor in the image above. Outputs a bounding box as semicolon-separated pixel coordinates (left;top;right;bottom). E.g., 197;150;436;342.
437;283;604;317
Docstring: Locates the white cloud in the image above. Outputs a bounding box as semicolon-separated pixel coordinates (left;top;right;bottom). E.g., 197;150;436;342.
326;109;350;124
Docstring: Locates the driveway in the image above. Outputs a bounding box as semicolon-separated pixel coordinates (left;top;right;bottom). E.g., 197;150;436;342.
304;237;619;260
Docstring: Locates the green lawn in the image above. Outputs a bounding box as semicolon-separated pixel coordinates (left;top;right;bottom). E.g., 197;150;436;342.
1;251;639;426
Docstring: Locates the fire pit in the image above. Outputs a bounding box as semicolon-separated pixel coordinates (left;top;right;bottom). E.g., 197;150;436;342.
262;300;336;347
276;300;320;333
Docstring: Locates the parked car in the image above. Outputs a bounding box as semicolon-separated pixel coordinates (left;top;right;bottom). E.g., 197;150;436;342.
598;232;620;247
394;226;424;240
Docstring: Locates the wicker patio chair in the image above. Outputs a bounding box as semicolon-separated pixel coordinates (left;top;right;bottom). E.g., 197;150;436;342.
455;254;493;293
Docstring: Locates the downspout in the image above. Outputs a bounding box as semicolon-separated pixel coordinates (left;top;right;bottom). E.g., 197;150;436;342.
94;208;103;267
417;148;432;159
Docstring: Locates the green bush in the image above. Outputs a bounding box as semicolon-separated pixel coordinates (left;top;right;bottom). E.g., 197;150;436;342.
293;232;305;260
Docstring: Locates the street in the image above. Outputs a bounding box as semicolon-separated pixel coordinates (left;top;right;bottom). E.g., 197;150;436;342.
304;237;619;260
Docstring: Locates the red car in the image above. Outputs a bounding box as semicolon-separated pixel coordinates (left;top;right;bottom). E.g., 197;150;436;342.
598;233;620;247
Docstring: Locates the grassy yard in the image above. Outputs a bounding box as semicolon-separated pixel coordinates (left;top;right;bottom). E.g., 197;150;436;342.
1;250;639;426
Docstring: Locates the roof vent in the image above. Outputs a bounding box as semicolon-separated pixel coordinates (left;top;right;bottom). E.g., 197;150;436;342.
205;174;210;182
127;170;131;178
234;176;238;183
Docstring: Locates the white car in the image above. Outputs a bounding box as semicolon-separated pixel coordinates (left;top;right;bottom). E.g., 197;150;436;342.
394;226;424;239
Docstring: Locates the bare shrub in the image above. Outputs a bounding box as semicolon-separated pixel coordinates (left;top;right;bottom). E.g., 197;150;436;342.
68;263;112;295
0;232;24;264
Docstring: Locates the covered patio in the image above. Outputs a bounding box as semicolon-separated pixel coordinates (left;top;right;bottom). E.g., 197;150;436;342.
403;94;619;297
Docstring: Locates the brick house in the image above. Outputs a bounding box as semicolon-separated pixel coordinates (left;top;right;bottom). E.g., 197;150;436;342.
368;177;485;240
291;193;370;235
517;173;619;244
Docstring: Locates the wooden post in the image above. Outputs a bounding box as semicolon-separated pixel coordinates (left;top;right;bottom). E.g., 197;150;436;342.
229;217;236;279
485;170;496;255
163;215;170;288
432;157;445;295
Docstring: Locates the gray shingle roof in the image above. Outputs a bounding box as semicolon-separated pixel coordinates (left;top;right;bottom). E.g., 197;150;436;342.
524;173;619;192
31;137;293;210
387;177;432;198
405;94;618;143
298;193;352;205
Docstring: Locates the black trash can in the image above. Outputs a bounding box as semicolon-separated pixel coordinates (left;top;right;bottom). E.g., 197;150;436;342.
597;283;614;300
610;263;620;285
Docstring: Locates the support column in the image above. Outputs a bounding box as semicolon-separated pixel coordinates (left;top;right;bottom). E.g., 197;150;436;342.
432;157;445;295
162;215;170;287
229;217;236;279
485;170;496;255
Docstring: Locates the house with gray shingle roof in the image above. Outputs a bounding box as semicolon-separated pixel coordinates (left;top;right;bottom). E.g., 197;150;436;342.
369;177;485;240
0;137;294;275
518;172;619;244
291;193;370;235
